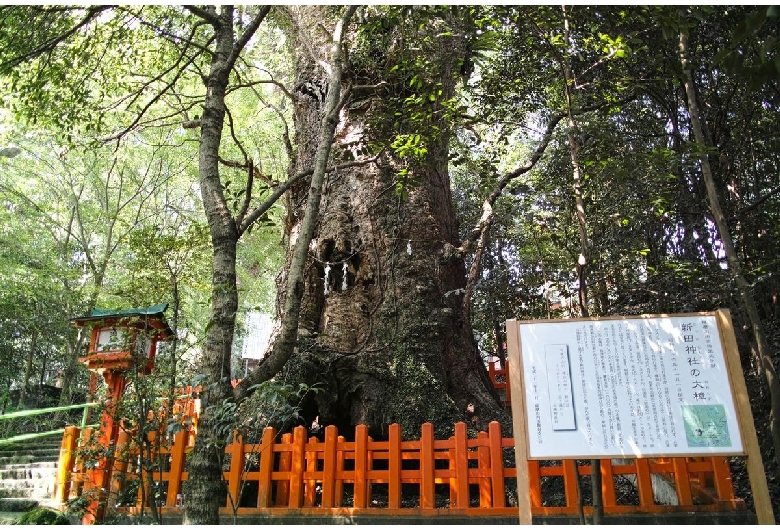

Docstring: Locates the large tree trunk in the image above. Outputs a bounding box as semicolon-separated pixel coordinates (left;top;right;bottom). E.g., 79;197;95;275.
265;8;510;440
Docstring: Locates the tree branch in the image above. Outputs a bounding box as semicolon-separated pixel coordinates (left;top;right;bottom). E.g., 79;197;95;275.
737;181;780;216
457;95;636;255
458;112;564;255
182;5;222;27
0;5;112;71
227;6;273;71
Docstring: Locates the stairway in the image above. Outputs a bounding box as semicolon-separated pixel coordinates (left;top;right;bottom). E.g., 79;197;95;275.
0;436;61;524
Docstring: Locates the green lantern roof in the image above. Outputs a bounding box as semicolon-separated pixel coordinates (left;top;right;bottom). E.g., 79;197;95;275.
72;303;173;338
85;303;169;319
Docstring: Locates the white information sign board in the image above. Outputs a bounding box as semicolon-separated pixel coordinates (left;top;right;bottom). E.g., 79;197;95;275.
514;314;743;459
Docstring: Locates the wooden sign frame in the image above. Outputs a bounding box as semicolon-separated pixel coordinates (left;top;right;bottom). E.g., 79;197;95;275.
506;309;773;524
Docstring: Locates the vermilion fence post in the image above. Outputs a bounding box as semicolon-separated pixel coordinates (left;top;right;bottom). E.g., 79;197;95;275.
711;456;736;501
488;422;506;508
304;436;318;506
165;427;188;508
453;422;469;508
275;432;292;506
477;430;490;508
600;458;617;509
367;434;375;503
321;425;338;508
562;460;579;511
448;436;456;503
672;458;693;505
108;429;130;511
289;426;306;508
334;435;345;507
421;422;435;509
388;423;401;509
634;458;655;507
227;431;245;510
354;424;369;508
257;426;275;508
528;460;542;508
73;426;92;500
55;425;79;504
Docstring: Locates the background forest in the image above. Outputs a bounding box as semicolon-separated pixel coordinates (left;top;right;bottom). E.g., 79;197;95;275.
0;5;778;523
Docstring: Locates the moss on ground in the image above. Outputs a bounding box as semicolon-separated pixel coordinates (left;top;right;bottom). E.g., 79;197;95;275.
16;507;70;525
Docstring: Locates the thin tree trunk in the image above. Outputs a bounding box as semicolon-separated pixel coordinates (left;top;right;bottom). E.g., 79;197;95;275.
18;328;37;407
679;30;780;467
183;7;248;524
463;218;492;325
560;7;601;524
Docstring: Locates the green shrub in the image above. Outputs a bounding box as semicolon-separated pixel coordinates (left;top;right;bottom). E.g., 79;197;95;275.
16;507;70;525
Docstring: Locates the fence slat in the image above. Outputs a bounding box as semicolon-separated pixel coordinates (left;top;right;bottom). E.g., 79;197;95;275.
672;458;693;505
321;426;338;508
275;432;292;506
334;435;345;507
227;431;245;510
597;458;615;509
304;436;318;507
711;456;735;501
108;430;130;510
354;424;369;508
477;431;490;508
421;423;435;509
454;422;469;508
528;460;542;508
288;426;306;508
634;458;655;507
388;424;401;509
54;425;79;504
488;422;506;508
257;426;275;508
165;427;188;508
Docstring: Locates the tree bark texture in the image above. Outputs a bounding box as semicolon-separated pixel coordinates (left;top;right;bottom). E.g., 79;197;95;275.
262;8;509;440
183;6;241;525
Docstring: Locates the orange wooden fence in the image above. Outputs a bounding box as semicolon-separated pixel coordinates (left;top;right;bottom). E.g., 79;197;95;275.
54;417;745;523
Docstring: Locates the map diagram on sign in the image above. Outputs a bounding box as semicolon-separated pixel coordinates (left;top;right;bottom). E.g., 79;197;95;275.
682;404;731;448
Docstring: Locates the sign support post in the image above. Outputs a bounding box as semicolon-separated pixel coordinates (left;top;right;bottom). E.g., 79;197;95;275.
715;310;773;524
507;318;532;525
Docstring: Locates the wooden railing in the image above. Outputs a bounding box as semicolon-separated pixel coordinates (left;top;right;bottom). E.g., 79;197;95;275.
488;360;511;408
54;418;745;522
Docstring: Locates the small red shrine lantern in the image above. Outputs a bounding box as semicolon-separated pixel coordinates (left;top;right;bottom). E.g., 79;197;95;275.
70;303;173;523
72;303;173;374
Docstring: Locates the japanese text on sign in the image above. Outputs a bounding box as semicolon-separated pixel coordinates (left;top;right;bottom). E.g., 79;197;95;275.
515;315;742;459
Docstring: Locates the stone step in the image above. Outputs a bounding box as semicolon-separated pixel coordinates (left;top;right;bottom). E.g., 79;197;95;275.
0;465;56;480
0;498;38;513
0;445;62;457
0;436;64;513
0;455;59;468
0;440;63;454
0;512;22;524
0;478;55;500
